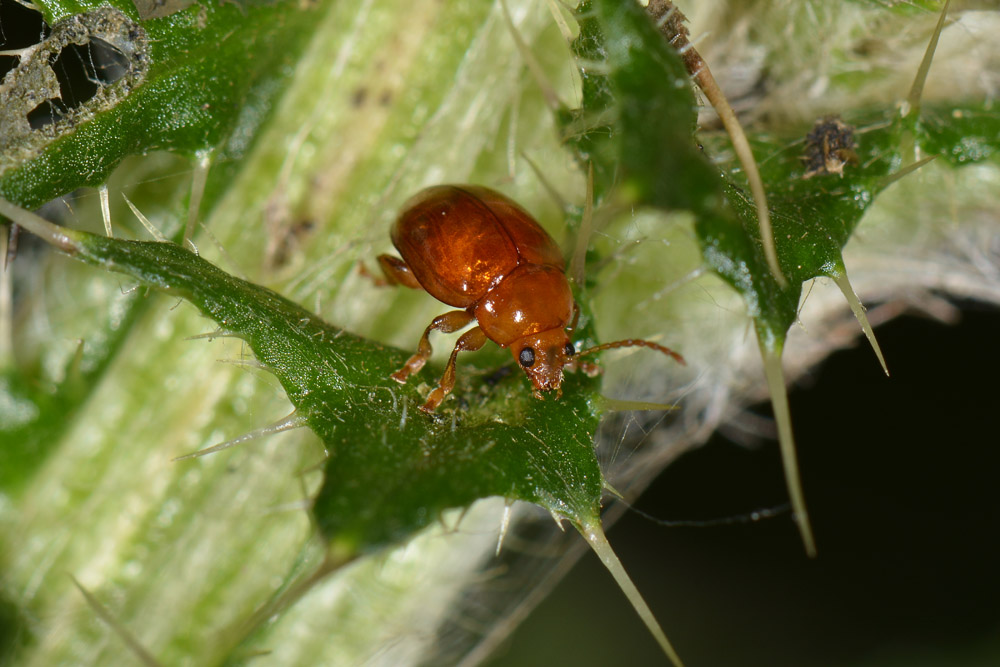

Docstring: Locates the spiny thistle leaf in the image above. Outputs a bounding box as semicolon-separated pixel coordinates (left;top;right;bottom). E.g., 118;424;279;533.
50;229;605;555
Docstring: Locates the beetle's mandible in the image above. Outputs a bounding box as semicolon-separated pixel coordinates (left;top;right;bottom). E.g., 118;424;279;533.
375;185;683;412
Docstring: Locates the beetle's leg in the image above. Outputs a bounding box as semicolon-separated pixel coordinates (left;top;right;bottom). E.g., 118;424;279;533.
392;310;475;385
422;326;488;412
369;254;423;289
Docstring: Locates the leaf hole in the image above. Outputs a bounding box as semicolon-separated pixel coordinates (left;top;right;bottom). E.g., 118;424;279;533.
26;97;69;129
0;0;48;80
0;5;148;167
48;37;131;111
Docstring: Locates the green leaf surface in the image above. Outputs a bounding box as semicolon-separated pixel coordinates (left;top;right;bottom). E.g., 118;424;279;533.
918;106;1000;165
59;230;603;556
0;0;322;209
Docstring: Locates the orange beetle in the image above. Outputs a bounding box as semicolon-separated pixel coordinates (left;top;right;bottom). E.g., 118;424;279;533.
377;185;683;412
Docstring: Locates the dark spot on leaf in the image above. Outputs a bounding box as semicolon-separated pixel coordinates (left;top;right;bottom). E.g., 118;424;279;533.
802;116;859;179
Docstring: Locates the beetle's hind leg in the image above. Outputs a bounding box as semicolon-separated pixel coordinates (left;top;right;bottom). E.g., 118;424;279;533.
392;310;475;385
422;326;488;412
366;254;423;289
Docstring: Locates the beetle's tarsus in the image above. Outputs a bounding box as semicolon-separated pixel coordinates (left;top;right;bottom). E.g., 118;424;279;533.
420;391;444;413
391;365;417;384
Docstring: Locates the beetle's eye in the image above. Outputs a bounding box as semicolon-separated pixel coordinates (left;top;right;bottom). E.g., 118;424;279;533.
518;347;536;368
564;343;576;357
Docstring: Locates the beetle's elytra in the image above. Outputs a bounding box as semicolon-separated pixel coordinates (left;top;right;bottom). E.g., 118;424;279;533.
376;185;683;412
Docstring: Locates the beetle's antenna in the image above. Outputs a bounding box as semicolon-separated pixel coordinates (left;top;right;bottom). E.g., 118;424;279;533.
575;339;685;366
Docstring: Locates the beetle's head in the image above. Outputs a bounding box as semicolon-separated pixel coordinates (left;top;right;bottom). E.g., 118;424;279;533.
510;329;575;398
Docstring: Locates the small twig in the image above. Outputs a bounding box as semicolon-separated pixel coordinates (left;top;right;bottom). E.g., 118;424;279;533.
646;1;786;287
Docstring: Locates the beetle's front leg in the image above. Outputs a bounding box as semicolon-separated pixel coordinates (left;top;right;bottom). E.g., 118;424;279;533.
392;310;475;385
422;326;488;412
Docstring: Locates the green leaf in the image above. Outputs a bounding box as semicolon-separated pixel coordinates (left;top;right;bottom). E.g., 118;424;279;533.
0;0;323;209
918;105;1000;165
54;229;604;557
559;0;993;555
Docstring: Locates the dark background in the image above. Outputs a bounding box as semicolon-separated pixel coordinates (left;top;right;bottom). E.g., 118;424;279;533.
489;302;1000;666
